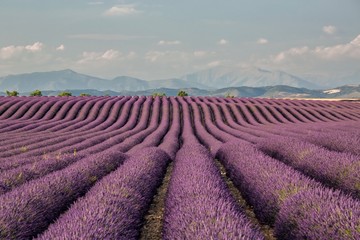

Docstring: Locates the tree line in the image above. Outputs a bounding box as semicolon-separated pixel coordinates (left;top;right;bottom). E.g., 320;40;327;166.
4;90;236;98
3;90;88;97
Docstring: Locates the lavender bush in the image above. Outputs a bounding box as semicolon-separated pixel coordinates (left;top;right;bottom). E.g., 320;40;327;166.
38;147;169;240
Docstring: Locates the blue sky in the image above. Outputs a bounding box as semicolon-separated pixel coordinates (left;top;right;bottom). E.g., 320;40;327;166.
0;0;359;80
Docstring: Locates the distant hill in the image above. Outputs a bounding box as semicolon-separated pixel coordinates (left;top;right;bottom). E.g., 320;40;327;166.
180;66;320;89
10;84;359;99
0;69;209;92
0;69;109;93
0;68;359;95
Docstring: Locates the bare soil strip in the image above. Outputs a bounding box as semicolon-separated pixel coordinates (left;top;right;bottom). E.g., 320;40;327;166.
214;159;276;240
140;162;174;240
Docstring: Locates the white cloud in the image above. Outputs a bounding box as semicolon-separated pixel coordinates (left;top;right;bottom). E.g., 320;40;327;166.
104;5;139;16
158;40;181;46
101;49;120;60
272;34;360;63
78;49;121;64
314;34;360;59
218;39;228;45
24;42;43;52
0;46;24;60
273;46;309;62
0;42;44;60
257;38;269;44
323;25;337;35
56;44;65;51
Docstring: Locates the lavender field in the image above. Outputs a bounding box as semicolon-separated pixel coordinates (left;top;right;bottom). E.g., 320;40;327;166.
0;95;359;239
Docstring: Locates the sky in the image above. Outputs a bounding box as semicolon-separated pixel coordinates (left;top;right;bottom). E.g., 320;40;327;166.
0;0;359;80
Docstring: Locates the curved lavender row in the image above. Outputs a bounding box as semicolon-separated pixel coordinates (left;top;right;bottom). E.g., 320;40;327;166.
216;141;319;224
0;96;131;150
256;137;360;198
69;96;154;155
127;97;171;154
6;97;82;132
0;153;85;195
0;97;76;134
36;97;106;132
0;97;144;158
215;98;285;125
0;95;286;158
199;98;262;143
0;96;102;134
163;143;264;240
107;96;163;153
212;98;279;139
265;122;360;155
221;102;358;152
7;98;45;120
0;96;142;159
54;96;121;132
195;98;250;139
189;98;236;143
177;97;202;144
216;141;360;240
215;98;359;147
158;97;181;159
241;101;285;124
1;96;142;160
37;98;108;133
227;98;290;126
178;97;222;155
38;147;169;240
6;97;99;133
0;150;127;239
6;96;149;161
0;98;23;116
19;97;57;120
280;105;318;123
275;188;360;240
230;99;264;125
0;100;27;120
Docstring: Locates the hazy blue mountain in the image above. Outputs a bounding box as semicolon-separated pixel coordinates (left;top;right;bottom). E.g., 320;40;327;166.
181;66;320;89
0;70;208;92
110;77;210;91
0;68;359;94
109;76;150;91
148;78;210;90
16;84;359;99
0;69;110;92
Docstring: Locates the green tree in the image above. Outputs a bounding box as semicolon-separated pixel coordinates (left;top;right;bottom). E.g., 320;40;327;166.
58;91;72;97
152;92;166;97
225;92;235;98
177;90;188;97
30;89;42;96
80;93;91;97
6;90;19;97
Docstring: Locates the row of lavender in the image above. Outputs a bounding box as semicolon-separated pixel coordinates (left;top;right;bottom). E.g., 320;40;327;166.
0;96;358;163
0;96;359;239
0;96;359;196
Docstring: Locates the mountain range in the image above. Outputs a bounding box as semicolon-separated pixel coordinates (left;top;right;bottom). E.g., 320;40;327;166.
0;85;358;99
0;67;359;98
